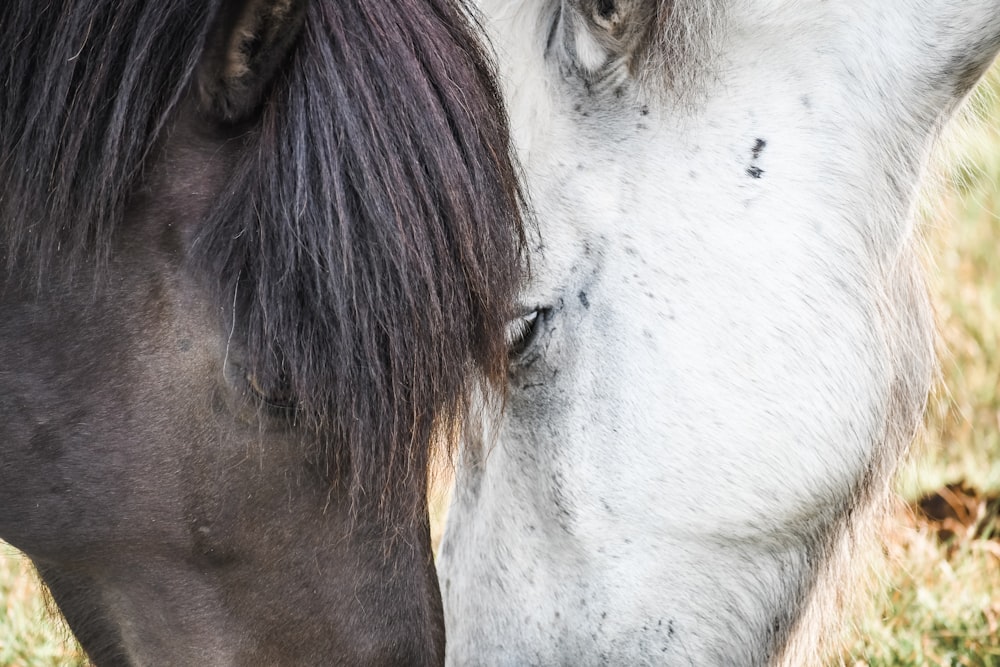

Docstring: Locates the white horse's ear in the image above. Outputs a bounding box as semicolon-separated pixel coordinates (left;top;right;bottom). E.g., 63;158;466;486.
198;0;308;123
558;0;658;73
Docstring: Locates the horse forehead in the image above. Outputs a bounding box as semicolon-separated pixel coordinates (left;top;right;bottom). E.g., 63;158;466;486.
513;35;909;450
497;0;958;182
529;93;873;290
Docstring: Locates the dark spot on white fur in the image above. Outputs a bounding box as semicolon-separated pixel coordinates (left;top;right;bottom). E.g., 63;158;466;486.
746;138;767;178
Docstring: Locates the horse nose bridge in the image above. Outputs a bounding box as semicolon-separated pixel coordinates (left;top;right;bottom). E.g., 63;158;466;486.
259;512;447;666
67;499;447;665
527;282;899;544
229;498;444;657
37;525;446;666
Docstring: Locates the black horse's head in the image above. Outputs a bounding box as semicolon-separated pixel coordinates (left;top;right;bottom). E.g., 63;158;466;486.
0;0;523;663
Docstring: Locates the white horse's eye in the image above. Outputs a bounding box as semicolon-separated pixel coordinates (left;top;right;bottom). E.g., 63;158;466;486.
505;309;542;356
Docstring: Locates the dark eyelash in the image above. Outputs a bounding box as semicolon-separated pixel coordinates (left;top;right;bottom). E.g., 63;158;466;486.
506;309;544;357
245;373;298;411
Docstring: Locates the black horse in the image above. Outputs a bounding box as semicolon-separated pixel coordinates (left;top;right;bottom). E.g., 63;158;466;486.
0;0;523;664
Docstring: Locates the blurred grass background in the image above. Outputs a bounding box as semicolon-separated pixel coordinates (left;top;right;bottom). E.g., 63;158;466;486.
0;548;82;666
2;65;1000;667
841;65;1000;666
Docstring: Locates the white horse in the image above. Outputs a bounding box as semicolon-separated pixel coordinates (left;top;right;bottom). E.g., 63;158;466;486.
438;1;1000;664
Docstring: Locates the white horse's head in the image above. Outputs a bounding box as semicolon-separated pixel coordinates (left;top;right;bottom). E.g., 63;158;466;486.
439;1;1000;664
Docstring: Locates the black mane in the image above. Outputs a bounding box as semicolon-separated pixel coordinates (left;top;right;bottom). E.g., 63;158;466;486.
0;0;525;520
0;0;217;275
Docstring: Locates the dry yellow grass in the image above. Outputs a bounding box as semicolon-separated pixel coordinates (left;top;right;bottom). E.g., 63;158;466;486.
842;66;1000;666
0;545;81;666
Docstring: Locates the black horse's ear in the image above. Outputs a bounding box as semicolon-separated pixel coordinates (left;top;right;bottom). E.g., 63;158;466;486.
559;0;658;73
198;0;309;124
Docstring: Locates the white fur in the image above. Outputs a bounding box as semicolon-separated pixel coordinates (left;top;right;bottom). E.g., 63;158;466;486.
439;1;1000;664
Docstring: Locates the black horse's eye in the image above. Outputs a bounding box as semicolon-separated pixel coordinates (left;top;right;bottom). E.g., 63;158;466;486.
506;309;543;357
245;373;297;410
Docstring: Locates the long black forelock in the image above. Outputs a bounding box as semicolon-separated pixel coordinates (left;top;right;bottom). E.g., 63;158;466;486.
198;0;525;518
0;0;220;277
1;0;526;523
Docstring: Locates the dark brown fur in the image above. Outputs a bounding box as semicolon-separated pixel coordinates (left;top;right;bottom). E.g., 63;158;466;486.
0;0;524;663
